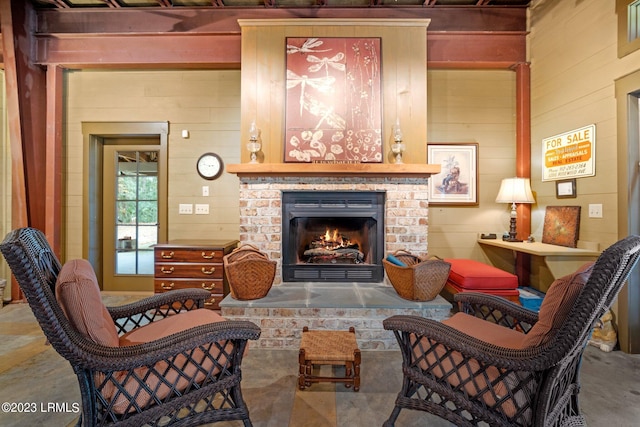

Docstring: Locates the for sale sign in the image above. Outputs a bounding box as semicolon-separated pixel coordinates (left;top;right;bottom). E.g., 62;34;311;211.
542;124;595;181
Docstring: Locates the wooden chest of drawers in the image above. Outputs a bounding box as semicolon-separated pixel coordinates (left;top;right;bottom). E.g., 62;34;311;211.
154;239;238;310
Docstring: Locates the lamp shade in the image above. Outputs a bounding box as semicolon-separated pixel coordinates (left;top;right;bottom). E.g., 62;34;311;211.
495;177;535;204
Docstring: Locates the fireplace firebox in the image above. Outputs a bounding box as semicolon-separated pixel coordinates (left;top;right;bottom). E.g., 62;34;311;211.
282;191;385;282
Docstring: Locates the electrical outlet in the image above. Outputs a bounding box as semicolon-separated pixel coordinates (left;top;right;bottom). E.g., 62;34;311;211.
588;204;603;218
178;203;193;214
195;204;209;215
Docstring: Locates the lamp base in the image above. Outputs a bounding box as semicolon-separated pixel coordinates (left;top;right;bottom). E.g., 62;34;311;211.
505;216;521;242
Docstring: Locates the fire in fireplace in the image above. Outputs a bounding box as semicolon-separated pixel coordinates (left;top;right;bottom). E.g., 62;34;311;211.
282;191;385;282
303;226;364;264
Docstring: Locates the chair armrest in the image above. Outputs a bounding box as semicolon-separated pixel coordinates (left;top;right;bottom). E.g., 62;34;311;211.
383;315;554;371
454;292;538;333
70;319;261;371
108;288;211;334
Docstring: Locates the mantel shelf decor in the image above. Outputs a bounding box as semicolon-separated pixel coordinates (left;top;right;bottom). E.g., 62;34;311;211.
226;163;441;178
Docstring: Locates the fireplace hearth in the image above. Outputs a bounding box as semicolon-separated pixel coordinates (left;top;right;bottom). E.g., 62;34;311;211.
282;191;385;282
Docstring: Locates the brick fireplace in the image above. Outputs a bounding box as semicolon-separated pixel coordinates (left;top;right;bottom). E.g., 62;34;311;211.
221;163;451;350
281;190;386;282
235;175;432;284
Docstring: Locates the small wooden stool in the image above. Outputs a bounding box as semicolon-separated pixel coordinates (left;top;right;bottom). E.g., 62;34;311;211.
298;326;361;392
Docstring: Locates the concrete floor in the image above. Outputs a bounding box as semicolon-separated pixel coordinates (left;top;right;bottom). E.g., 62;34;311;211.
1;294;639;427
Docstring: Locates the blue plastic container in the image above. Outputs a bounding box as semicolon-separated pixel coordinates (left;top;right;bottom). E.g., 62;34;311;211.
518;287;544;312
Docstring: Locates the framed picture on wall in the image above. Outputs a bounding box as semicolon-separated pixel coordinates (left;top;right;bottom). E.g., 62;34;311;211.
284;37;383;163
427;143;478;206
556;178;577;198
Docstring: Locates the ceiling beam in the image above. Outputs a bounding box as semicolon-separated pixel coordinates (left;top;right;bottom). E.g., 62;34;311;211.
34;30;525;69
35;7;528;34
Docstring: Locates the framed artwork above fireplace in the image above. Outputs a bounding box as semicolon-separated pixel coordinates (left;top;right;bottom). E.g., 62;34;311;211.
284;37;383;163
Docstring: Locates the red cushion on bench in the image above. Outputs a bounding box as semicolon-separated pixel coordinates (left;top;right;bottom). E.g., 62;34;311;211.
445;281;520;298
444;258;518;290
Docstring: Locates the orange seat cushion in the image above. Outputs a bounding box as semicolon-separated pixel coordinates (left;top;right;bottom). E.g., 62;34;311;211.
55;259;119;347
109;309;230;414
444;258;518;290
119;309;226;345
442;312;527;349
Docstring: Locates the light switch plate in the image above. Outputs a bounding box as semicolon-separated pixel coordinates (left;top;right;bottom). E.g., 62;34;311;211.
178;204;193;214
195;204;209;215
588;204;603;218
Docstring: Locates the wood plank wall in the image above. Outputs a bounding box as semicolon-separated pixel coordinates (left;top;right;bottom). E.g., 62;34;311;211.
238;19;430;163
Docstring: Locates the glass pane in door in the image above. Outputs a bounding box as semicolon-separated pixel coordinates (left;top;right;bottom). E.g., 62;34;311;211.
115;151;158;275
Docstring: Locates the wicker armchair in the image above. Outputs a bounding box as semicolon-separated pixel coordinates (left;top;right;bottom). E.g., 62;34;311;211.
383;235;640;427
0;227;261;427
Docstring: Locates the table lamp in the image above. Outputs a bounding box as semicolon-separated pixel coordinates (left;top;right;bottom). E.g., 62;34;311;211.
495;177;535;242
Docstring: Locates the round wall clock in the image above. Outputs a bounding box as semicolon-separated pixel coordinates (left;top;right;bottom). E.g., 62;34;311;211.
196;152;223;180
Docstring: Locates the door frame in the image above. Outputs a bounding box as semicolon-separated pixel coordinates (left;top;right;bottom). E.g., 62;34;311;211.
82;122;168;288
616;73;640;353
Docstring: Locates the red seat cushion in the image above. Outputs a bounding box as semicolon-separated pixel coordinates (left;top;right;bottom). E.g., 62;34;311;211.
446;281;520;298
444;258;518;290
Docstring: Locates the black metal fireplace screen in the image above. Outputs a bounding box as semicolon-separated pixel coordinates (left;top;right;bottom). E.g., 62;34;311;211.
282;191;385;282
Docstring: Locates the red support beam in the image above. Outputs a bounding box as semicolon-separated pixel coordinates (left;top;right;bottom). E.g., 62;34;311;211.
514;62;532;237
514;62;532;286
45;65;64;259
34;32;525;69
1;0;49;301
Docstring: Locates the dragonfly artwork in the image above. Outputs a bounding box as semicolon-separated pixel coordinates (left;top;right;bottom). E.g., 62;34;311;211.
285;37;382;163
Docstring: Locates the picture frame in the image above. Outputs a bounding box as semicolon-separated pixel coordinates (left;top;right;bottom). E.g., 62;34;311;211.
556;178;577;198
428;143;478;206
284;37;383;163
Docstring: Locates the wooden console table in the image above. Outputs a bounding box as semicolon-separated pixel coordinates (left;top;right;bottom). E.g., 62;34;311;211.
477;239;600;292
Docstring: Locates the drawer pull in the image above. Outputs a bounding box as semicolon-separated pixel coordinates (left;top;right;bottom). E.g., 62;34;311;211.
204;297;216;307
161;251;174;259
161;266;174;274
161;282;175;290
201;283;215;291
201;251;216;259
201;266;216;275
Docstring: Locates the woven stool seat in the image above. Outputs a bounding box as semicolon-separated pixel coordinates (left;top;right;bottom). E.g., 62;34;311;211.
298;326;361;391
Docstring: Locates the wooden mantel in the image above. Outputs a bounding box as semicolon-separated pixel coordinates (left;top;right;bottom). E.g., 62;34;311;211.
226;163;441;178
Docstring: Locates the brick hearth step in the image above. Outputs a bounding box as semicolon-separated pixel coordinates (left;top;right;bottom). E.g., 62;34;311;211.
220;282;452;350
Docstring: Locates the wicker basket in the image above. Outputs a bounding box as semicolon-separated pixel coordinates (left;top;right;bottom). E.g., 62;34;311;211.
223;244;276;300
382;250;451;301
